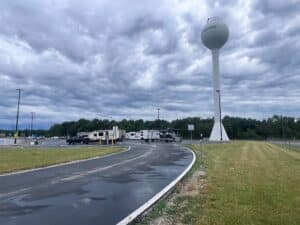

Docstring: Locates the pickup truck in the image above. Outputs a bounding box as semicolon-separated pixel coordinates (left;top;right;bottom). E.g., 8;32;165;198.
66;135;90;145
159;129;182;142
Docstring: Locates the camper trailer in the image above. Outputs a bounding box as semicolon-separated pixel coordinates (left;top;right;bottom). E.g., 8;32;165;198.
126;132;140;140
67;126;124;144
126;130;160;142
139;130;160;142
89;126;123;143
124;129;181;143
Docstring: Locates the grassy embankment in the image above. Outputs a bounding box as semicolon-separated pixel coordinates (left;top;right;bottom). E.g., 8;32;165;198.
138;141;300;225
0;146;123;174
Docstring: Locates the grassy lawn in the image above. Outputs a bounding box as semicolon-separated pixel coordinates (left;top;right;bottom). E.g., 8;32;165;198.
0;146;123;174
138;141;300;225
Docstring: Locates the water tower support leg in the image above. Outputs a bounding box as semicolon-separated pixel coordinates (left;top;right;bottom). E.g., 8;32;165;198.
210;49;229;141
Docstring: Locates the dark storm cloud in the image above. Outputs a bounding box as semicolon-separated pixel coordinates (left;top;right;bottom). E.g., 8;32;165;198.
0;0;299;129
255;0;300;16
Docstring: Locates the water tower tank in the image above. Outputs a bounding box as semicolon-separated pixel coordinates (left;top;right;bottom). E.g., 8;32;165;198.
201;17;229;50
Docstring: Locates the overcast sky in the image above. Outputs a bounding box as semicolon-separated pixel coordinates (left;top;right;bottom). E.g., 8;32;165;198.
0;0;299;129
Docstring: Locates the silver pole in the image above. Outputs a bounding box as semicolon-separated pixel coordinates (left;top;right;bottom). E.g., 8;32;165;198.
30;112;34;137
14;89;21;144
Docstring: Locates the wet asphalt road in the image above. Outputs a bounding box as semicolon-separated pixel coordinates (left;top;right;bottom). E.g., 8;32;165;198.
0;143;193;225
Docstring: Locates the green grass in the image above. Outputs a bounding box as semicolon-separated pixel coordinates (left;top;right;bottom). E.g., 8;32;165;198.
0;146;123;174
139;141;300;225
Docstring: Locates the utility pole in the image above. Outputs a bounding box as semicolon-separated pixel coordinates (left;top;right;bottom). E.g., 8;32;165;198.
157;108;160;120
30;112;34;137
216;90;223;141
14;89;22;144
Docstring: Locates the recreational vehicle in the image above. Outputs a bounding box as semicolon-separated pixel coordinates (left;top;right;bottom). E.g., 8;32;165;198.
138;130;160;142
126;132;140;140
67;126;124;144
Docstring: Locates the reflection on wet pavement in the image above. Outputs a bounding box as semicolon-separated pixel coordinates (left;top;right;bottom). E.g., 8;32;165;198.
0;143;193;225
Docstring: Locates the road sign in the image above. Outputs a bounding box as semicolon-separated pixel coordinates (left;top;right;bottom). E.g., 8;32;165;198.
188;124;194;131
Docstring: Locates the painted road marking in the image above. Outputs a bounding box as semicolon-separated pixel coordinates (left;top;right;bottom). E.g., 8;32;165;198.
60;147;153;181
0;187;32;200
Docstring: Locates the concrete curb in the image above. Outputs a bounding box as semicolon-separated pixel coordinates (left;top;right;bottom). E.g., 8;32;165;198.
116;146;196;225
0;146;131;177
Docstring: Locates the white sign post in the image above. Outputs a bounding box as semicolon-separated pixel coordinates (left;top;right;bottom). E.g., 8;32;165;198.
188;124;195;140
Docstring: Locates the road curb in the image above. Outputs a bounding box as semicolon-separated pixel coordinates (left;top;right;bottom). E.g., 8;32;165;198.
0;146;131;177
116;146;196;225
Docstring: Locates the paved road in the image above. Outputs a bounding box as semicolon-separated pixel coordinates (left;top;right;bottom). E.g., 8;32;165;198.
0;143;193;225
269;140;300;149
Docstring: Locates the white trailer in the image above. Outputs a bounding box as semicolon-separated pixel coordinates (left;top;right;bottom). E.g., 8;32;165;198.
95;126;123;143
140;130;160;142
126;132;141;140
74;126;124;144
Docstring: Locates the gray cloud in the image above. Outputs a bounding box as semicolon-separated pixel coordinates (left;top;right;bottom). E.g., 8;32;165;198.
0;0;299;129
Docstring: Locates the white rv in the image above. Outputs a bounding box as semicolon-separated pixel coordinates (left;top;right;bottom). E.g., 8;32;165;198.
69;126;124;144
126;132;141;140
94;126;123;143
139;130;160;142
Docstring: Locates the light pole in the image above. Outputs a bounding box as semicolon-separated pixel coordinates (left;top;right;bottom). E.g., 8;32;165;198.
14;89;22;144
30;112;34;137
216;90;223;141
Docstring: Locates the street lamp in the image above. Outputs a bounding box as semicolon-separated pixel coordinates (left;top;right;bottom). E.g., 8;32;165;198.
14;89;22;144
216;90;223;141
30;112;35;137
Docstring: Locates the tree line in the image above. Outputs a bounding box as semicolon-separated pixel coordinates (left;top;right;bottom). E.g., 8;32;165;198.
48;115;300;140
1;115;299;140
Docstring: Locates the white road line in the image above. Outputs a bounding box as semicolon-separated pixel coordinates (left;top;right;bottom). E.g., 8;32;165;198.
60;148;153;181
0;187;31;199
116;146;196;225
0;146;131;177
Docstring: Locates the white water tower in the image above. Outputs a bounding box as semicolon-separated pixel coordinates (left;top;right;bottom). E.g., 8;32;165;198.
201;17;229;141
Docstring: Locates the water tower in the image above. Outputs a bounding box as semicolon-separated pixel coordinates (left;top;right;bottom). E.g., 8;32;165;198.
201;17;229;141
